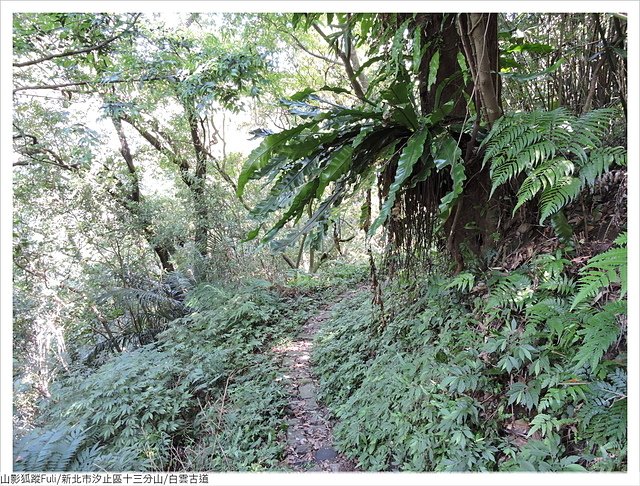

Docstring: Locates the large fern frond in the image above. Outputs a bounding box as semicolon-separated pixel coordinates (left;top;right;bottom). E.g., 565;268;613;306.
514;158;574;212
15;423;98;471
538;176;583;223
580;146;627;186
578;368;627;445
483;107;624;227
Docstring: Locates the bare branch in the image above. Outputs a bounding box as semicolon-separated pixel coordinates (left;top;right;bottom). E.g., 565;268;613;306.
287;31;340;65
14;145;80;171
312;23;367;101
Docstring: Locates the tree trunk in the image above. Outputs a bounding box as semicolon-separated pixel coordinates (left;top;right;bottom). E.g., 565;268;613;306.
186;106;209;258
415;13;502;269
463;13;502;125
111;116;176;273
418;14;469;118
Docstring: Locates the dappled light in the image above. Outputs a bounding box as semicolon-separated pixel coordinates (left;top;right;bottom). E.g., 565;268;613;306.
10;9;629;476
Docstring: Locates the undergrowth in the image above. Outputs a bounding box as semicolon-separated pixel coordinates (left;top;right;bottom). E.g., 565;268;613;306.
313;242;627;471
14;280;309;471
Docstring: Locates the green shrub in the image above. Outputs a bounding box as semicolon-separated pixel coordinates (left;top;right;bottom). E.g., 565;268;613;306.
14;281;309;471
313;246;627;471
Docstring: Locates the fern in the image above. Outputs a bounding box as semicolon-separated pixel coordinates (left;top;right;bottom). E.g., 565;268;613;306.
572;233;627;309
483;107;624;226
524;297;567;326
513;158;573;212
573;301;625;371
538;176;582;223
549;211;573;243
538;274;576;295
446;272;475;292
580;146;626;186
537;385;587;412
578;369;627;446
486;272;533;311
14;423;99;471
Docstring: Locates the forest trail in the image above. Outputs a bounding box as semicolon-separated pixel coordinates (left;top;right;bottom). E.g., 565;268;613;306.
273;288;362;472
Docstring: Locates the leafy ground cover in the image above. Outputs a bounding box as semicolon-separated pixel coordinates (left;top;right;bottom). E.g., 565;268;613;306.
313;244;627;471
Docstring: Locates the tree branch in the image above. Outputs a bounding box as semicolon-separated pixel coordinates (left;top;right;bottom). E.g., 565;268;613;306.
120;113;193;189
13;14;141;68
13;76;165;93
14;145;79;171
111;116;141;203
312;23;367;101
287;31;340;65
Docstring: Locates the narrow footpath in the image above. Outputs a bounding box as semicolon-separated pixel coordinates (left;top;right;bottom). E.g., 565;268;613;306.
273;293;358;472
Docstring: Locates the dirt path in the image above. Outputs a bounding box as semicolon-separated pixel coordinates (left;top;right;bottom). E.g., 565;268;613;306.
273;290;360;472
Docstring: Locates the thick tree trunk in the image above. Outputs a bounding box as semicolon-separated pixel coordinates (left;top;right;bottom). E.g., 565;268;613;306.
415;13;502;270
418;14;469;118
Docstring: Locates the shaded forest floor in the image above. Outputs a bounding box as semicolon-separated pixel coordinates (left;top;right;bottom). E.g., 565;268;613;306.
14;217;627;472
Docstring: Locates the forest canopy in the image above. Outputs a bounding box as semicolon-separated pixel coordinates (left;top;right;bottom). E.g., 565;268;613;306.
6;8;632;476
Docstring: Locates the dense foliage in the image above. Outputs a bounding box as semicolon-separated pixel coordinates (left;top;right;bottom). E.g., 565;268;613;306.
10;10;628;475
16;281;311;471
314;242;627;471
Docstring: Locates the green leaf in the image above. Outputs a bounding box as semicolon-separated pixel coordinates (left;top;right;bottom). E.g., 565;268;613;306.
501;57;565;82
539;176;582;223
457;51;470;84
411;28;422;75
242;226;261;242
237;121;316;196
432;132;461;170
262;180;319;243
251;159;316;217
506;42;553;54
563;463;588;472
316;145;354;198
271;184;346;251
289;85;350;102
427;50;440;91
369;125;430;236
381;72;419;130
573;301;625;370
433;134;464;223
611;46;626;59
549;211;573;243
